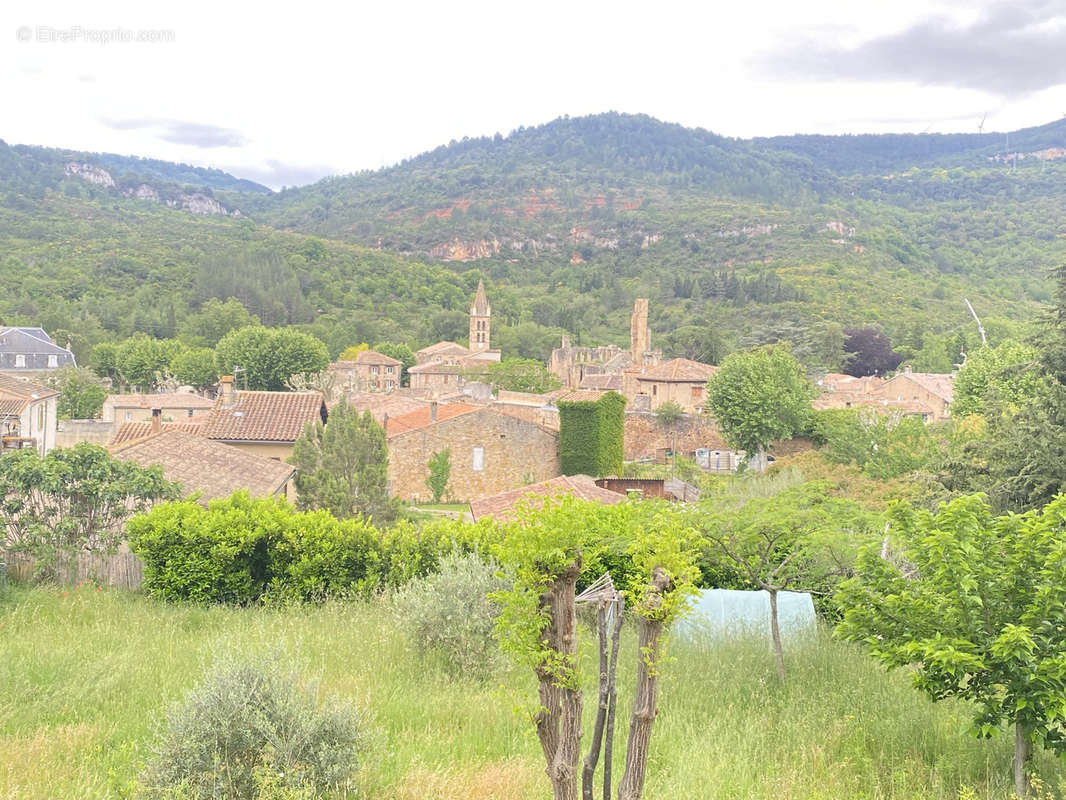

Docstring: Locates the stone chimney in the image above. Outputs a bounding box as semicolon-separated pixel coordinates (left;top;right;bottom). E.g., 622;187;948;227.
430;401;438;422
220;375;236;406
630;298;650;362
151;408;162;435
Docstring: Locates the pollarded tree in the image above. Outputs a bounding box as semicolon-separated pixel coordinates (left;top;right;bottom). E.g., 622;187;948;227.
836;494;1066;797
492;498;697;800
288;401;398;524
169;347;218;392
705;345;814;471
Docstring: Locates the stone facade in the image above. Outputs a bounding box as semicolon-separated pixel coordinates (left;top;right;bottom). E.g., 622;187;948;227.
387;407;560;502
102;393;215;423
327;350;403;394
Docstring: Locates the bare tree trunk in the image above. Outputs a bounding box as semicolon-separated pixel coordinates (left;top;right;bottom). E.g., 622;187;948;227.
617;568;673;800
1015;718;1031;798
534;558;583;800
603;595;624;800
582;603;609;800
768;588;786;683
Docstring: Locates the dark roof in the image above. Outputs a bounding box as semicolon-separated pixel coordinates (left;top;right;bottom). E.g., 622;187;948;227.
112;430;294;503
470;475;624;522
0;327;74;357
202;391;326;442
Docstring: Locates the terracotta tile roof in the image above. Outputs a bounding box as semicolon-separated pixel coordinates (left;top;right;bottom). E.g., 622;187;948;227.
330;349;402;369
106;392;215;410
0;373;58;401
580;374;623;391
385;403;481;437
0;396;26;416
635;358;718;383
110;418;206;445
335;393;429;425
416;341;469;359
470;475;625;522
112;430;294;503
898;372;954;403
407;361;463;375
202;391;326;442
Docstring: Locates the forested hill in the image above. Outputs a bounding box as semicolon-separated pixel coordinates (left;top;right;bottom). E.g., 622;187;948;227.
3;112;1066;374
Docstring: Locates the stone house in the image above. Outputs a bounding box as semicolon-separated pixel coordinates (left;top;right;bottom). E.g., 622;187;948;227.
112;427;296;503
385;403;560;502
0;327;76;374
102;392;215;423
632;358;718;413
198;376;327;461
0;373;58;455
869;370;954;422
327;350;403;394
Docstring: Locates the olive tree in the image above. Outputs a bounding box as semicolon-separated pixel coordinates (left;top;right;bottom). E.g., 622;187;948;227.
836;494;1066;797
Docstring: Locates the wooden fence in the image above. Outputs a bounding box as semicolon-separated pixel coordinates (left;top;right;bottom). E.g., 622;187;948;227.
3;548;144;589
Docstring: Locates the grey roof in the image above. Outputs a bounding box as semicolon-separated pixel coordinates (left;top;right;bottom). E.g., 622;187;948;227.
0;327;76;370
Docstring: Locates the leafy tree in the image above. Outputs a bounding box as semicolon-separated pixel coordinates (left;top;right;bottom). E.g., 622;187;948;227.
374;342;416;386
952;340;1045;417
467;357;562;393
89;341;121;385
116;336;185;391
660;324;725;365
843;327;902;377
169;347;218;391
44;365;107;419
837;494;1066;797
288;401;397;524
492;499;698;800
812;408;943;480
178;297;260;347
426;449;451;503
705;345;814;470
338;343;370;361
0;443;178;579
696;480;873;681
215;325;329;391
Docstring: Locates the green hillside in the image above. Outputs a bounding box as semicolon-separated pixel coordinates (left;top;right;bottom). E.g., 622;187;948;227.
3;113;1065;369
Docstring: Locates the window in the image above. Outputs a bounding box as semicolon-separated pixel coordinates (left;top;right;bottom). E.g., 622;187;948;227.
48;355;58;368
371;366;379;374
652;385;657;396
187;409;195;417
691;385;702;399
472;446;484;471
386;366;394;374
14;355;25;368
125;411;132;422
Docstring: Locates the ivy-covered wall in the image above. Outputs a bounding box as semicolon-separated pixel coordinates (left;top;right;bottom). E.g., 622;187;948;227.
558;391;625;476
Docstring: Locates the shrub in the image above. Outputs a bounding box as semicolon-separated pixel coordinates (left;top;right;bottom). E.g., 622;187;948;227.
391;552;509;677
139;649;363;799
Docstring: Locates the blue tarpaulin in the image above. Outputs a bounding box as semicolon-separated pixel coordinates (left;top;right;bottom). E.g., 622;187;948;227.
675;588;816;641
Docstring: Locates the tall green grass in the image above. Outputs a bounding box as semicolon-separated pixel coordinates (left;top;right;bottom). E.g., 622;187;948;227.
0;586;1061;799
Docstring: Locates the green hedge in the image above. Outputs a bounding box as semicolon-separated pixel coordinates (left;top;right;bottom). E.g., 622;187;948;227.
558;391;626;477
127;492;451;603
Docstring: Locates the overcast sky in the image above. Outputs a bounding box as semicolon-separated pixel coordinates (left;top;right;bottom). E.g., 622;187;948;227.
5;0;1066;190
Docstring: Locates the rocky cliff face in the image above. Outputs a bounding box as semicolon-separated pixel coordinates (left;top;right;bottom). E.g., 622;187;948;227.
64;162;115;187
64;161;241;217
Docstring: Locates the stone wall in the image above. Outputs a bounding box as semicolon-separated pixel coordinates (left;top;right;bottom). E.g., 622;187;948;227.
623;412;728;461
56;419;116;448
387;408;560;502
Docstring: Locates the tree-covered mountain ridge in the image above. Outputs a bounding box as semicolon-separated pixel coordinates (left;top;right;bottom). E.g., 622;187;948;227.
3;112;1066;374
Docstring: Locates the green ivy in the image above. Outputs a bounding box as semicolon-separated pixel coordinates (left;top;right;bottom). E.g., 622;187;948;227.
558;391;625;477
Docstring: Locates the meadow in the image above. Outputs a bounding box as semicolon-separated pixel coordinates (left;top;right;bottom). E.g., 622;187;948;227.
0;584;1062;800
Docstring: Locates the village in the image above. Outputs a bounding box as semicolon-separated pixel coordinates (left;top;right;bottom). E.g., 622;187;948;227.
0;282;955;519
